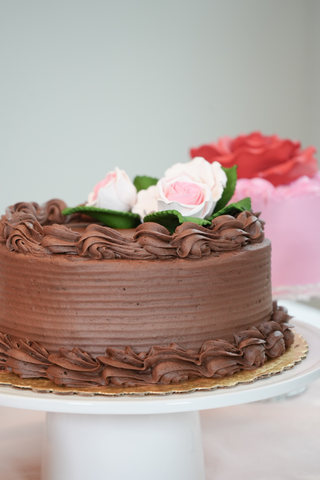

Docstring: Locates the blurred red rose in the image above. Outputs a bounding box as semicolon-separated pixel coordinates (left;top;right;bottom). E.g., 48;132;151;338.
190;132;318;186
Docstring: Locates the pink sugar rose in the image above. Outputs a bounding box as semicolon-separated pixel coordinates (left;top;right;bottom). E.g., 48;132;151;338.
163;180;205;205
87;167;137;212
190;132;318;187
158;175;214;218
164;157;227;201
132;157;227;220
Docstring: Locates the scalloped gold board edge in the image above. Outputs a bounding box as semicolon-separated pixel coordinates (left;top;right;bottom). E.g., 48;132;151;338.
0;332;308;397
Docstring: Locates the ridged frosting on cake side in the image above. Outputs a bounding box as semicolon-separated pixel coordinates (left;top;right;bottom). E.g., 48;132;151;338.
0;239;272;356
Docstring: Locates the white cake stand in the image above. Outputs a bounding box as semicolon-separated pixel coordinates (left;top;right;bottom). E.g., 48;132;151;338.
0;318;319;480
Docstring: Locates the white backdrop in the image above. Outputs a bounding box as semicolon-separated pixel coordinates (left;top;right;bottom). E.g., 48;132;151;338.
1;0;320;213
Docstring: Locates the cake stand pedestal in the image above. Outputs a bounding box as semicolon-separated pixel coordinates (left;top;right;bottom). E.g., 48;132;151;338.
0;320;319;480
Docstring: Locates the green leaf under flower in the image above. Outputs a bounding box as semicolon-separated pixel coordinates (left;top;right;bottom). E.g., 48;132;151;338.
208;197;252;220
143;198;251;234
62;206;141;229
133;175;158;192
213;165;237;213
143;210;211;234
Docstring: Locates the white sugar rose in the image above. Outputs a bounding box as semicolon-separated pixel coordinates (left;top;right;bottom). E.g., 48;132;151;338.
164;157;227;202
132;157;227;221
131;185;158;219
87;167;137;212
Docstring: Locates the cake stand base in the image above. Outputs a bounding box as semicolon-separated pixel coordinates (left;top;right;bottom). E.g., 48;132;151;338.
42;411;205;480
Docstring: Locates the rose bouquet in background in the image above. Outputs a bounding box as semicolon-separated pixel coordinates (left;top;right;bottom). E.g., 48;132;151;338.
190;131;320;206
190;131;318;186
189;131;320;211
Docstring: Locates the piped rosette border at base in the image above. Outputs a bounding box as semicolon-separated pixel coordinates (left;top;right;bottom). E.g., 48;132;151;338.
62;157;253;234
0;302;296;389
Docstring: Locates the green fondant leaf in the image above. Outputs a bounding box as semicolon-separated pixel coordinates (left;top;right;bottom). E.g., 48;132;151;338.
143;198;251;234
133;175;158;192
62;206;141;229
208;197;252;220
143;210;211;234
213;165;237;213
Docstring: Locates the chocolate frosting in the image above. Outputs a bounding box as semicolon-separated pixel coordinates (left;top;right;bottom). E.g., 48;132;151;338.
1;302;294;387
0;200;265;260
0;237;273;357
6;339;51;378
0;212;46;254
75;224;155;260
5;199;69;225
0;333;13;370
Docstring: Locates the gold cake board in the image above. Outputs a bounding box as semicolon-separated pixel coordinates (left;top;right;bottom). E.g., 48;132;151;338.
0;332;308;397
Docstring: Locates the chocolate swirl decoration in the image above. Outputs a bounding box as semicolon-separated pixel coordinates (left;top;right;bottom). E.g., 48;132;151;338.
75;224;155;260
1;303;294;388
0;211;46;254
134;223;177;258
0;334;14;370
5;199;69;225
236;211;265;243
5;338;51;378
171;219;248;258
46;349;104;387
0;199;265;260
41;224;81;254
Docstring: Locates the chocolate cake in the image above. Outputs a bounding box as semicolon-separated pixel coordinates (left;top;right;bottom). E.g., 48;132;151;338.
0;199;294;388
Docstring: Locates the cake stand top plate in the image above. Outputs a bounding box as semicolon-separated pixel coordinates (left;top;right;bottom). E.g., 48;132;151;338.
0;317;319;415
